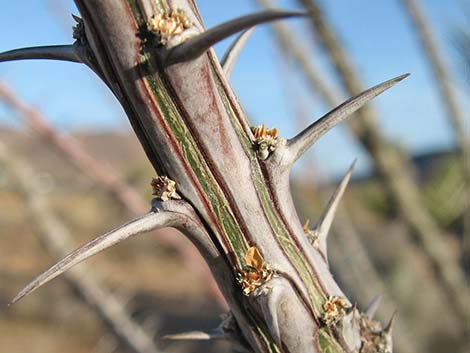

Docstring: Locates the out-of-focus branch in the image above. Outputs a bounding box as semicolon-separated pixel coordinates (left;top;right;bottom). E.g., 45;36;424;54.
400;0;469;154
0;83;145;215
329;213;417;353
0;141;160;353
453;23;470;88
285;0;470;331
257;0;341;106
257;0;468;336
274;30;414;352
400;0;470;258
0;82;225;306
275;39;384;301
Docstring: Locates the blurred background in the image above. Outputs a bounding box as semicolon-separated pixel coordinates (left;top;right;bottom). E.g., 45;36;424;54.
0;1;468;353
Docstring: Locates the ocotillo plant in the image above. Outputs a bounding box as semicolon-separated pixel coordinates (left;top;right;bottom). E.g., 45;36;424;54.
0;1;407;352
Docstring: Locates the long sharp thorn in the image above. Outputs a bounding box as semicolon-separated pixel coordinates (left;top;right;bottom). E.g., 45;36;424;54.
384;311;397;335
315;159;356;259
0;45;81;64
365;294;384;319
165;10;306;66
10;211;168;305
221;28;254;78
162;329;231;341
287;73;410;163
382;312;396;353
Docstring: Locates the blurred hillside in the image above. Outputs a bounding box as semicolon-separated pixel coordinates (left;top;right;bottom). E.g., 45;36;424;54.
0;128;229;353
0;128;467;353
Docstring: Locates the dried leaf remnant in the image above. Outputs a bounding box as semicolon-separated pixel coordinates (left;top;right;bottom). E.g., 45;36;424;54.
322;296;348;326
72;15;85;42
148;9;192;45
303;219;319;247
237;247;274;296
251;124;282;160
151;176;180;201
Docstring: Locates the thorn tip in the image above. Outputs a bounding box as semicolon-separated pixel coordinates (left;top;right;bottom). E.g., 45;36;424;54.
10;212;166;304
384;311;397;334
365;294;383;319
286;74;409;165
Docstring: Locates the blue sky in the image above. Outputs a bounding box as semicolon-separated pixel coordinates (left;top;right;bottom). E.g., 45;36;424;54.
0;0;468;179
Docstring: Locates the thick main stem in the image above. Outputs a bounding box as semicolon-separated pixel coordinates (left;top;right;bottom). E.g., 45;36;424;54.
2;0;417;351
69;1;362;352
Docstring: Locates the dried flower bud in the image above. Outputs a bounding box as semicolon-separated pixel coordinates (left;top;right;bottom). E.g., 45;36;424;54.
151;176;180;201
303;219;319;247
148;9;192;45
237;247;274;296
322;296;348;326
251;124;281;160
72;15;85;43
